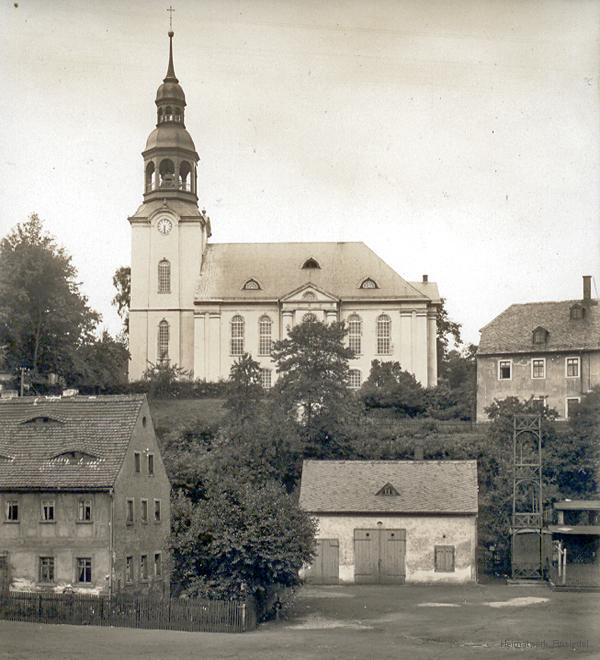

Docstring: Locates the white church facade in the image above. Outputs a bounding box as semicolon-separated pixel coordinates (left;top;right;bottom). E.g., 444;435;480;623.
128;32;441;389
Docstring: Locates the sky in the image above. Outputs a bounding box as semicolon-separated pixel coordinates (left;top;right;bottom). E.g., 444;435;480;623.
1;0;599;345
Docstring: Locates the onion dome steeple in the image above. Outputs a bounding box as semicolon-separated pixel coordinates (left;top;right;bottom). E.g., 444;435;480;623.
142;30;199;202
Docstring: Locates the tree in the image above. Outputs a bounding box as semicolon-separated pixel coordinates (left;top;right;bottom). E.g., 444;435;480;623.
171;477;316;602
427;344;477;420
0;214;100;378
223;353;264;432
70;331;129;392
436;298;462;374
112;266;131;334
271;318;359;457
360;360;426;417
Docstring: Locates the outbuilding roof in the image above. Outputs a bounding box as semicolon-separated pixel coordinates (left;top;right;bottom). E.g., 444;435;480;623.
0;395;146;491
299;460;478;514
478;300;600;355
195;242;440;303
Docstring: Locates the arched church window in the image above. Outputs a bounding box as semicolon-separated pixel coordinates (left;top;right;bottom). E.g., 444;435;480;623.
303;312;317;323
348;314;362;355
302;258;320;269
377;314;391;354
158;259;171;294
360;278;378;289
157;320;169;365
230;315;245;356
159;159;175;188
145;162;155;192
259;316;272;356
302;291;316;301
180;161;191;192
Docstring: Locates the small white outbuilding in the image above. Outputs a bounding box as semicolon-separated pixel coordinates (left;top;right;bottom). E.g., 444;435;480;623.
299;459;478;585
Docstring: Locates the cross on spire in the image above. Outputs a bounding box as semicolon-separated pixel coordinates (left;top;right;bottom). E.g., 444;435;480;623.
167;5;175;31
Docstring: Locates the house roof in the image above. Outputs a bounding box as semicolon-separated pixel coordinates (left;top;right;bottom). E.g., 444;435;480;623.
195;242;440;303
478;300;600;355
0;395;146;491
299;460;478;514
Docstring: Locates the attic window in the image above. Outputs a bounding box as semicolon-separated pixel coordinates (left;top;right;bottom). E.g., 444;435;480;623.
51;451;98;465
302;291;316;301
570;304;585;320
360;278;378;289
0;454;13;462
21;416;64;426
302;258;320;269
532;327;548;345
242;279;261;291
376;482;399;497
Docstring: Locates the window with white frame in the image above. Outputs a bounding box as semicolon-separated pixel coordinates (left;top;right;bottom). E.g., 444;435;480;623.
498;360;512;380
41;500;55;522
77;557;92;583
260;368;272;390
157;259;171;294
230;315;245;355
5;500;19;522
376;314;391;354
565;357;580;378
39;556;55;582
258;316;272;356
78;499;92;522
531;358;545;379
349;369;361;389
348;314;362;355
157;320;169;365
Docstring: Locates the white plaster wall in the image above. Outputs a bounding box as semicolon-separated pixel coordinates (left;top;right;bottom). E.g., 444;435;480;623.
313;514;477;584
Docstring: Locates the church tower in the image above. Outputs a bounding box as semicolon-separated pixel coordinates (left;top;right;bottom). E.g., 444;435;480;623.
128;30;210;380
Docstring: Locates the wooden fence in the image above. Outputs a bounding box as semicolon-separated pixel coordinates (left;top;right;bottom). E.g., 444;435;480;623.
0;591;256;633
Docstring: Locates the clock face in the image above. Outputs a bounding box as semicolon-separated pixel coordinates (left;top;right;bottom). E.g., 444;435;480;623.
157;217;173;235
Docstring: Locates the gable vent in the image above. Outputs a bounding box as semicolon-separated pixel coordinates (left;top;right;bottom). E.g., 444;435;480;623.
302;258;320;269
376;482;399;497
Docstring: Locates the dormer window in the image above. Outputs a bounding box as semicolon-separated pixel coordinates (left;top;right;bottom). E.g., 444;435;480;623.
21;415;64;426
376;482;399;496
0;453;13;462
302;258;320;269
51;451;98;465
532;327;548;345
242;279;261;290
360;278;378;289
570;304;585;320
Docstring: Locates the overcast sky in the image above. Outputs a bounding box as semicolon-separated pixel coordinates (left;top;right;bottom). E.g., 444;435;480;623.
1;0;599;345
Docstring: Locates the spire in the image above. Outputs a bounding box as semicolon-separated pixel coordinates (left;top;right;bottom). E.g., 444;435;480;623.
164;30;178;83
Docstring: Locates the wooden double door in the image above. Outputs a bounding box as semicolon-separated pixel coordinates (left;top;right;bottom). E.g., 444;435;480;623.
305;539;340;584
354;528;406;584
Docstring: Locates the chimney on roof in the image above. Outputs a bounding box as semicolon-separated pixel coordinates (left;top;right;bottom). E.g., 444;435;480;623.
422;274;428;283
583;275;592;303
414;442;424;461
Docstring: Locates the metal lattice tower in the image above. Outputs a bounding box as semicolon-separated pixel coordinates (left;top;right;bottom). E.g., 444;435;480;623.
511;414;543;580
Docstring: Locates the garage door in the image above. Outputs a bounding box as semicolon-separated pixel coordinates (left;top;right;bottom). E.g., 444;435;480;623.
305;539;339;584
354;529;406;584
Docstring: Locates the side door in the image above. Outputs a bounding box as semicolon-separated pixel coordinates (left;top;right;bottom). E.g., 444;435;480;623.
380;529;406;584
305;539;339;584
354;529;379;583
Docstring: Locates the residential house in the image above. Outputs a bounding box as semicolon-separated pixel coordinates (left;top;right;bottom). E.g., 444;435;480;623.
299;459;478;584
476;276;599;421
0;394;170;595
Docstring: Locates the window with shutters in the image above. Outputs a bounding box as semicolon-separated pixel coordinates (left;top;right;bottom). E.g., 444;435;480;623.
157;259;170;294
434;545;455;572
376;314;391;354
258;316;272;355
230;315;245;355
348;314;362;355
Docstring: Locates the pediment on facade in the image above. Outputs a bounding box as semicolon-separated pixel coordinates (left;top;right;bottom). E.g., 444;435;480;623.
280;282;339;304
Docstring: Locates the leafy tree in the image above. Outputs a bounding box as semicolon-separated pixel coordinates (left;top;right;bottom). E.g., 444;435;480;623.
436;298;462;370
71;331;129;392
171;476;316;603
142;361;191;398
223;353;264;433
360;360;426;417
271;318;359;457
112;266;131;334
0;214;100;377
428;345;477;420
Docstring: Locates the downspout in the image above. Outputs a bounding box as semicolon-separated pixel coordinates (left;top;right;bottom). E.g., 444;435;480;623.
109;487;114;597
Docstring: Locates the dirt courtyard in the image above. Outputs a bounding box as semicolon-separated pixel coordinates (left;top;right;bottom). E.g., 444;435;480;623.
0;583;598;660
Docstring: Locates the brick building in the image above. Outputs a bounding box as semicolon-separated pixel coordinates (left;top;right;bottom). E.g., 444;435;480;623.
476;276;599;421
0;395;170;595
299;460;478;584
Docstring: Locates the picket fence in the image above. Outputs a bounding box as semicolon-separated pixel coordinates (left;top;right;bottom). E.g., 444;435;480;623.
0;591;256;633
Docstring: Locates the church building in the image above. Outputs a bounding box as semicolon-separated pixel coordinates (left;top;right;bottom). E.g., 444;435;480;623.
128;32;441;389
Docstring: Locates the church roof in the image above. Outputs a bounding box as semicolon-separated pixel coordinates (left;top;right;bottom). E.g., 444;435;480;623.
0;395;146;491
195;242;439;303
299;460;478;514
478;300;600;355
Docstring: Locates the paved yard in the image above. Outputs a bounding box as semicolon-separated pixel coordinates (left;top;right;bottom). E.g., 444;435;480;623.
0;583;598;660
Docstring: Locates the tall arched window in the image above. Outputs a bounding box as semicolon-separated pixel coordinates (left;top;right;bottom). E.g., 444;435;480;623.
157;320;169;365
348;314;362;355
159;159;175;188
145;162;155;192
180;161;191;191
230;315;245;355
377;314;391;354
258;316;272;356
158;259;171;294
